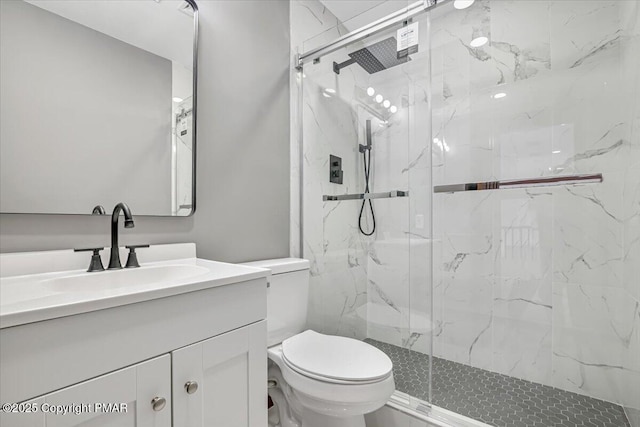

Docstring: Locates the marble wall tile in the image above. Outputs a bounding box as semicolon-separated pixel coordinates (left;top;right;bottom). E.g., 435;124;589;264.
552;283;640;406
623;164;640;301
294;0;639;412
492;189;553;384
549;65;637;176
436;275;494;370
291;0;338;49
489;0;551;83
549;1;622;71
429;0;639;406
293;0;373;339
553;172;624;288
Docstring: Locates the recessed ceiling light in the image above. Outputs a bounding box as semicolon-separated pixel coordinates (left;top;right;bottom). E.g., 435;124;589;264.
383;100;391;108
375;94;384;103
390;105;398;114
552;150;561;154
324;88;336;94
367;87;375;96
493;92;507;99
470;36;488;48
172;97;183;103
454;0;475;10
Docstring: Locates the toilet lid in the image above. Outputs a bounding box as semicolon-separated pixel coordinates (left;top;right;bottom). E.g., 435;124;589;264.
281;330;393;383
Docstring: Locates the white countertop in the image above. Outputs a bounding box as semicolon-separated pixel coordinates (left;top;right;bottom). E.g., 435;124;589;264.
0;244;269;329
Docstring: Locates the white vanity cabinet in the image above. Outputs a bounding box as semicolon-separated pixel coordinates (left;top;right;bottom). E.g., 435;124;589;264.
2;321;267;427
0;250;269;427
172;321;267;427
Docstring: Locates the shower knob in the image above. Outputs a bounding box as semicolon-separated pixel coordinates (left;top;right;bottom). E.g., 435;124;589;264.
185;381;199;394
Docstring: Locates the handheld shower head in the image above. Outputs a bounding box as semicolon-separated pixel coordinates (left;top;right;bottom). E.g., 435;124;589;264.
358;120;376;236
359;120;373;153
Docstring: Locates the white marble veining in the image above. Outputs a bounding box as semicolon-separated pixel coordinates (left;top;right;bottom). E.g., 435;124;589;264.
293;0;639;413
430;0;640;410
292;0;371;339
552;283;639;407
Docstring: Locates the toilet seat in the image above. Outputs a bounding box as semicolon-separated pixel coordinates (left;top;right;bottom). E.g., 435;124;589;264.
281;330;393;384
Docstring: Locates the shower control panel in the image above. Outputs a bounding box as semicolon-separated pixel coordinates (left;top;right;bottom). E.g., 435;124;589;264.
329;155;343;184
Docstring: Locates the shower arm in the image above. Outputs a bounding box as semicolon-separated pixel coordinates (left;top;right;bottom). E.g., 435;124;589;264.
333;58;357;74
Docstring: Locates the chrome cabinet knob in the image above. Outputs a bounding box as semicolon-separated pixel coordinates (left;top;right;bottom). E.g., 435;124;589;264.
185;381;199;394
151;397;166;412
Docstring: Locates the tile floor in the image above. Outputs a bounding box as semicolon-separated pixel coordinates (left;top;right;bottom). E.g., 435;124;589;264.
365;339;630;427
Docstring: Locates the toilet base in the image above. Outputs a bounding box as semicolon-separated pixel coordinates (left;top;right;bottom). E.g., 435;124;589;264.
267;343;394;427
268;362;370;427
301;408;365;427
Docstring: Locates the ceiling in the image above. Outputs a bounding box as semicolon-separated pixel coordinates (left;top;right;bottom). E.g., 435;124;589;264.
25;0;194;68
319;0;387;23
319;0;415;31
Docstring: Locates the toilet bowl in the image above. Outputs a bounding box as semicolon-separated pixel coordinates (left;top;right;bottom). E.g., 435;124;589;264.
241;258;395;427
268;330;394;426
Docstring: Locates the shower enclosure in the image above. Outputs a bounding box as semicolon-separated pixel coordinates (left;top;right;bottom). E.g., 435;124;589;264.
293;0;639;426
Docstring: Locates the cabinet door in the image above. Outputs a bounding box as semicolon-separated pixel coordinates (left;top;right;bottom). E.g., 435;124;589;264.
37;354;169;427
172;321;267;427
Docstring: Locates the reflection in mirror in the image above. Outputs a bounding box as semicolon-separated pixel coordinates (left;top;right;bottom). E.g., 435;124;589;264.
0;0;197;216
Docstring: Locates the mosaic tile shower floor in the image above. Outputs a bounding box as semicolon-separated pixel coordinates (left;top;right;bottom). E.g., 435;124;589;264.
365;339;630;427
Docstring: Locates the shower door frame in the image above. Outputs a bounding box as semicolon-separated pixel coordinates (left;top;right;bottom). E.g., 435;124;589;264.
294;0;466;423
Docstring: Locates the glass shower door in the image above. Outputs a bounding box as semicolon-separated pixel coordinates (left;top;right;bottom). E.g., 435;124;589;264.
297;2;435;411
430;0;639;425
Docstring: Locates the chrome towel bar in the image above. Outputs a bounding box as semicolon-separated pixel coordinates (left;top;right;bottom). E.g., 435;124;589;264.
323;190;409;202
433;173;603;194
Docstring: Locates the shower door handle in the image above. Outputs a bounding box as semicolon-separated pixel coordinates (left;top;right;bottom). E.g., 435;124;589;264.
433;174;603;193
323;190;409;201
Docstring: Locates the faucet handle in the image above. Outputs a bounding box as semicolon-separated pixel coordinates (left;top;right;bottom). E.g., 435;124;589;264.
74;247;105;272
125;245;149;268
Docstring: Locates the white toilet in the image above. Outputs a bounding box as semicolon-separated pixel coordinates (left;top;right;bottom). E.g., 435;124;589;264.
242;258;395;427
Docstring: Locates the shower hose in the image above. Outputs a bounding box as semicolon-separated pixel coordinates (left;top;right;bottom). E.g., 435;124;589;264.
358;146;376;236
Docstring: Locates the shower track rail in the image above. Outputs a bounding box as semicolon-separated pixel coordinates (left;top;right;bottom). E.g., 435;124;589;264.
323;190;409;201
296;0;446;68
433;173;603;193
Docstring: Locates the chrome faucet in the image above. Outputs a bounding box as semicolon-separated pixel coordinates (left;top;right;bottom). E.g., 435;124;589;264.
108;202;135;269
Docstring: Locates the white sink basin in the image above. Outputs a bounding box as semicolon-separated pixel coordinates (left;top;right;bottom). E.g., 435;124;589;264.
0;244;270;329
42;264;210;293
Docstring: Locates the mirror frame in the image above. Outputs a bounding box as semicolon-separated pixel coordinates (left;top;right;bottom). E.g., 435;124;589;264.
185;0;198;217
0;0;199;218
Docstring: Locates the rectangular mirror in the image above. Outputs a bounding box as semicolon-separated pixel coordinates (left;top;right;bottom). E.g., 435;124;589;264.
0;0;198;216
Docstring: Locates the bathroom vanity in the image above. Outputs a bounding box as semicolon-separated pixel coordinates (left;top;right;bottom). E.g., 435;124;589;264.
0;244;268;427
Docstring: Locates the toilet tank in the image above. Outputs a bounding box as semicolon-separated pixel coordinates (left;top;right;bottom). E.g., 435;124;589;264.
241;258;310;346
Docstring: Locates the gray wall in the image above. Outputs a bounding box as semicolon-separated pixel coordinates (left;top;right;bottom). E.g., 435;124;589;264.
0;0;291;263
0;0;173;215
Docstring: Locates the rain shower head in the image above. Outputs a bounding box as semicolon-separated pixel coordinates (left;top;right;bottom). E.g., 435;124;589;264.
333;37;411;75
